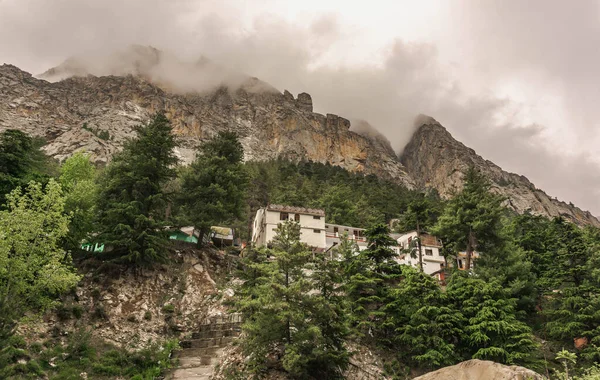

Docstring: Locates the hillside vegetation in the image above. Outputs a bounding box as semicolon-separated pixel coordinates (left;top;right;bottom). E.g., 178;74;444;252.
1;114;600;379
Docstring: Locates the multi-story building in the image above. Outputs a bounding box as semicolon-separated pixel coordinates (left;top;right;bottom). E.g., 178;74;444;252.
396;231;446;276
251;205;327;249
324;223;369;251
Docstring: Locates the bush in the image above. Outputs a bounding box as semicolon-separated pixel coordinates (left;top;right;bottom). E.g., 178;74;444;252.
162;304;175;314
144;311;152;321
92;305;108;320
72;304;84;319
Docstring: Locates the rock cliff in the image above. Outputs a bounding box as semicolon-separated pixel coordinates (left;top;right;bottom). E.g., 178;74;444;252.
0;60;413;187
401;116;600;227
414;359;545;380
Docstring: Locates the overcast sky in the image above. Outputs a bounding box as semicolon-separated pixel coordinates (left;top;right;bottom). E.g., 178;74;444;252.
1;0;600;215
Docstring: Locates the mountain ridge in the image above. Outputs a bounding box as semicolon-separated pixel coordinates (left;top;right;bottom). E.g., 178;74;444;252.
1;55;598;227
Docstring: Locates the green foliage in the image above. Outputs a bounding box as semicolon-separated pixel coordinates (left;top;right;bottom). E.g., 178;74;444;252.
0;180;80;342
233;221;348;378
343;224;401;339
0;331;178;379
59;152;98;251
0;129;56;205
447;274;538;366
177;131;247;245
385;266;463;369
242;160;427;236
82;123;110;140
96;113;178;266
432;167;505;269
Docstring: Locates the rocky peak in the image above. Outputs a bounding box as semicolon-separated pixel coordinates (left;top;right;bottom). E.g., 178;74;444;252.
0;63;414;187
401;117;600;227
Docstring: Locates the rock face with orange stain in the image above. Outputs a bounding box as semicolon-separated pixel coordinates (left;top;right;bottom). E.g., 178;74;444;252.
401;116;600;227
0;63;413;187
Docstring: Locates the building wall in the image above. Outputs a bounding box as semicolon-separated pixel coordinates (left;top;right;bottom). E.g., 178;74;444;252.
396;231;445;275
253;208;327;249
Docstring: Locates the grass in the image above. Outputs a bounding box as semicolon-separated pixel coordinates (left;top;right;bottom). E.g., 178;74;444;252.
0;330;179;379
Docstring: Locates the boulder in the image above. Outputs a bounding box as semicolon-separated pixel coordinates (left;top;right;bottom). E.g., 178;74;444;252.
414;359;545;380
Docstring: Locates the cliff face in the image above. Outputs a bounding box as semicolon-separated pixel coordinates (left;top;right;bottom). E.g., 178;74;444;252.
1;52;599;226
0;63;413;186
401;117;600;227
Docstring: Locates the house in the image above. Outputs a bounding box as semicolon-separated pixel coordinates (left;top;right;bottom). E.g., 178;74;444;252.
325;223;369;251
395;231;446;276
454;251;480;271
252;205;327;249
169;226;198;244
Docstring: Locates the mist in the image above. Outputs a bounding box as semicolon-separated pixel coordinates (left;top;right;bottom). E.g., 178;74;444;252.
1;0;599;215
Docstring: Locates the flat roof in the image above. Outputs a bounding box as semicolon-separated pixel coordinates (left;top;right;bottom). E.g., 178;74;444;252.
266;204;325;217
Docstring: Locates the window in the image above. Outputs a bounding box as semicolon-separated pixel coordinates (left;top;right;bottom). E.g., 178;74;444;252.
333;226;339;233
280;212;289;221
425;249;433;256
313;229;321;233
294;214;300;222
313;215;321;220
458;259;464;269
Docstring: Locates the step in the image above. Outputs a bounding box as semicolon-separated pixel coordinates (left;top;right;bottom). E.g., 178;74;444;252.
177;347;224;358
190;329;240;340
196;322;242;332
170;366;213;378
181;337;234;349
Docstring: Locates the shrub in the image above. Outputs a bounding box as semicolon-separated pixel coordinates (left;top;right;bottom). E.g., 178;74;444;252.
144;311;152;321
162;304;175;314
72;304;84;319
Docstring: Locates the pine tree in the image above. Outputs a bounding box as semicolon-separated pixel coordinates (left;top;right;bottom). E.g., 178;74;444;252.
344;224;401;339
432;167;505;270
96;113;178;265
447;274;538;366
383;266;463;369
177;131;247;246
233;221;348;378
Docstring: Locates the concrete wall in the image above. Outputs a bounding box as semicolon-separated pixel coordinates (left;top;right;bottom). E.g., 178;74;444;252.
252;208;327;249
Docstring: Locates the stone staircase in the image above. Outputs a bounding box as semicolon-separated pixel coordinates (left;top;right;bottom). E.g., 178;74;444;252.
166;314;242;380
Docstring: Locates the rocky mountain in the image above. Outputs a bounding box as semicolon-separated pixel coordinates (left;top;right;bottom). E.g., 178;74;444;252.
401;116;600;227
1;46;598;226
0;59;413;187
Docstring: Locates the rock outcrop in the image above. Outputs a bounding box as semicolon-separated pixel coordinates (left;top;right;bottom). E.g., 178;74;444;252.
0;62;413;186
401;117;600;227
414;359;545;380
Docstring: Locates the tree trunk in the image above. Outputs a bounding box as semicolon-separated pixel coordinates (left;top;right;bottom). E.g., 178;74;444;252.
196;228;206;248
416;221;423;272
465;229;476;271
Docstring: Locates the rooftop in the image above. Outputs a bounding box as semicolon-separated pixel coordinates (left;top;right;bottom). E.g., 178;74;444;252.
266;204;326;217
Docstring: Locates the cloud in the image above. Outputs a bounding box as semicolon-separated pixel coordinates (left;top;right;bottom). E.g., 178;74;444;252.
1;0;599;215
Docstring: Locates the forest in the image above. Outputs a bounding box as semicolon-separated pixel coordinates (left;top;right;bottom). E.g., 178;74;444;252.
1;113;600;379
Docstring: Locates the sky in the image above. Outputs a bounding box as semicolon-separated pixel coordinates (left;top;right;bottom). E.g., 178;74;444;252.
1;0;600;215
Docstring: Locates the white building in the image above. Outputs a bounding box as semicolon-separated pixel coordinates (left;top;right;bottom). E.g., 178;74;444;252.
252;205;327;249
396;231;445;276
325;223;369;251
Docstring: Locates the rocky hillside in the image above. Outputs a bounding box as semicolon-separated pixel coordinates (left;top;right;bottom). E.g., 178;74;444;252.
1;46;599;226
0;60;413;187
401;116;600;227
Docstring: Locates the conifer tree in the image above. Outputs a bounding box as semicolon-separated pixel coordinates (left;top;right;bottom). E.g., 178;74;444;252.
234;221;348;378
178;131;247;246
96;113;178;265
432;167;504;270
385;266;463;369
344;224;401;339
396;194;438;272
447;274;538;366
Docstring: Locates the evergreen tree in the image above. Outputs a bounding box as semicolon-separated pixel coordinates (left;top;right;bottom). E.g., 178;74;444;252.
178;131;247;246
385;266;463;369
344;224;401;339
96;113;178;265
396;194;440;272
0;129;55;205
447;274;538;366
233;222;348;378
432;167;504;270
